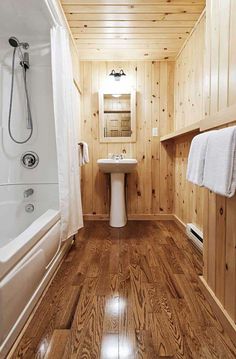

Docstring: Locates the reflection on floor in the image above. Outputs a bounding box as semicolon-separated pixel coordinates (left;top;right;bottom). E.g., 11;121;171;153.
11;221;236;358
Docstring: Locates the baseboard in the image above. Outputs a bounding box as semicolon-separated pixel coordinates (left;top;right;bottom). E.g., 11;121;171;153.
199;276;236;344
83;214;174;221
83;214;109;221
173;214;187;232
128;214;174;220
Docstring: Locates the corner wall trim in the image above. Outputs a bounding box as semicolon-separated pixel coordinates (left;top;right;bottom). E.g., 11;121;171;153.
173;214;187;232
199;276;236;345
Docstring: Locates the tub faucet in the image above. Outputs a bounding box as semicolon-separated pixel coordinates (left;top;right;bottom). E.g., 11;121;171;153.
24;188;34;198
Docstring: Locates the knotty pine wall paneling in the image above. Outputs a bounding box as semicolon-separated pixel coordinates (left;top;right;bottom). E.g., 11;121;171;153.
173;13;205;231
80;61;174;218
203;0;236;324
174;13;205;130
173;133;204;231
174;0;236;327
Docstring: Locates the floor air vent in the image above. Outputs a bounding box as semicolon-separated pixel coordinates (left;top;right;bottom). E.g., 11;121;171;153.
186;223;203;252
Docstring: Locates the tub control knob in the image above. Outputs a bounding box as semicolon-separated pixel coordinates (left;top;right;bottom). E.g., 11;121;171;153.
21;152;39;169
25;204;34;213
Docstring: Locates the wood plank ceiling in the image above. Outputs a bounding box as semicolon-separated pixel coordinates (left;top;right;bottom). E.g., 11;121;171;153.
61;0;206;61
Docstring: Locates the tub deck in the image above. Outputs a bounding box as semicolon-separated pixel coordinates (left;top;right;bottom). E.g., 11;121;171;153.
0;209;60;280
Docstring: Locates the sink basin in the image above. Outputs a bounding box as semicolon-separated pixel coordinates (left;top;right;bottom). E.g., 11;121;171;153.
97;158;137;173
97;158;138;228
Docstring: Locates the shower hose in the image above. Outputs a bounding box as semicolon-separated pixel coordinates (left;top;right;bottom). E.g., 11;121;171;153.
8;47;33;144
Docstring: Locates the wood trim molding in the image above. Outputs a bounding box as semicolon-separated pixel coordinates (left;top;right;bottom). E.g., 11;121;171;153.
200;104;236;131
162;103;236;141
128;214;174;220
160;121;200;142
83;214;174;221
173;214;186;232
199;276;236;345
73;78;82;94
83;214;109;221
175;7;206;60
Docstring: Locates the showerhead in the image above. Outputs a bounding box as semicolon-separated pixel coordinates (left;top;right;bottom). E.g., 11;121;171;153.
9;36;19;48
8;36;29;49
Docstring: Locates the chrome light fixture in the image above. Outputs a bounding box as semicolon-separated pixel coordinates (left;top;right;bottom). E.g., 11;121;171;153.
109;69;126;81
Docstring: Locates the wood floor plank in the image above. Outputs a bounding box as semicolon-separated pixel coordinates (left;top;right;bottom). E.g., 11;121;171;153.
44;330;70;359
102;275;119;334
119;274;137;358
11;221;236;359
63;277;101;357
56;286;81;329
130;263;149;330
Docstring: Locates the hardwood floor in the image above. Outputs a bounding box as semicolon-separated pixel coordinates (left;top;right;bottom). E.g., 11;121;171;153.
11;221;236;358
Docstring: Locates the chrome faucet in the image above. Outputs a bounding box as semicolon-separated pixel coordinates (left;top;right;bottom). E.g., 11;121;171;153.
24;188;34;198
112;154;124;160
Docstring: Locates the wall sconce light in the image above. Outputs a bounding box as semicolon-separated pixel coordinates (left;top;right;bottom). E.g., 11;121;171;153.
109;69;126;81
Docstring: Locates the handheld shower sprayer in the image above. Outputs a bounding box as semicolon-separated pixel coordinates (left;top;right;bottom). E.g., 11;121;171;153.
9;36;30;69
8;36;33;144
8;36;29;50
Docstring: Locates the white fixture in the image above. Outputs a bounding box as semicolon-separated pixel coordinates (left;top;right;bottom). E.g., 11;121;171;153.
152;127;158;136
97;158;137;227
186;223;203;252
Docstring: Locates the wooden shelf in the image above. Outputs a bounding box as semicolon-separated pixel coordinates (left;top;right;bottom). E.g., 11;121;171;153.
160;121;200;142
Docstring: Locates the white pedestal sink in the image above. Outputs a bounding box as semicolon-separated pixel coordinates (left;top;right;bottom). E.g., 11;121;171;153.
97;158;138;227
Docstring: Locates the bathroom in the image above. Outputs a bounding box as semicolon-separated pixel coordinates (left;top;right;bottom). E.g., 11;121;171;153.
0;0;236;358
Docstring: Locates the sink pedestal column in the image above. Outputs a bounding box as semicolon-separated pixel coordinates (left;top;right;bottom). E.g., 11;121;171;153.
110;173;127;227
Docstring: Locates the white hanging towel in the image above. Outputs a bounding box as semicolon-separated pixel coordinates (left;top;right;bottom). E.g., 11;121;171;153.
203;126;236;197
79;141;89;166
186;131;215;186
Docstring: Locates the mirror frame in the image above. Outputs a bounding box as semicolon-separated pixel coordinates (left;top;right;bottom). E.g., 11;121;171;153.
99;90;136;143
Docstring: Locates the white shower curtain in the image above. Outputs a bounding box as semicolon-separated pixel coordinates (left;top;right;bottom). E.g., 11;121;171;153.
51;26;83;241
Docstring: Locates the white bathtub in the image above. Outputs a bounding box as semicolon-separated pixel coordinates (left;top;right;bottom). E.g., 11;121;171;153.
0;184;67;359
0;208;60;279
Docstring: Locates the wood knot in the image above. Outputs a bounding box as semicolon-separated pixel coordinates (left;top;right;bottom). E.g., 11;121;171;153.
220;207;224;215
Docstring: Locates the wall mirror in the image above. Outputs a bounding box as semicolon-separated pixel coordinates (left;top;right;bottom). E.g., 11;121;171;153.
99;90;136;143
